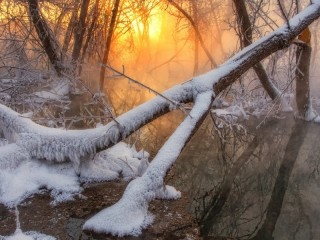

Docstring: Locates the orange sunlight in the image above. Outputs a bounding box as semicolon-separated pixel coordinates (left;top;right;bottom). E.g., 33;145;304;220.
131;7;162;40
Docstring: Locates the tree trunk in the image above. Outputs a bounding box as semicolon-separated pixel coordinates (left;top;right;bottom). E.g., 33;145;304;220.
71;0;91;73
27;0;63;76
99;0;121;92
191;0;199;75
2;2;320;234
296;28;312;117
233;0;280;100
80;0;101;74
62;2;80;55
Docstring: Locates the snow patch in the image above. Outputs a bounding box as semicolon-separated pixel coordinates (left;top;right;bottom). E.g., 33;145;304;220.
303;104;320;122
155;185;181;200
279;94;293;112
0;142;149;207
83;179;155;237
213;105;248;119
0;229;56;240
33;80;69;101
0;159;80;208
80;142;149;182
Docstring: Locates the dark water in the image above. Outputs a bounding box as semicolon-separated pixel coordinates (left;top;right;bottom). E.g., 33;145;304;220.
30;92;320;239
170;116;320;239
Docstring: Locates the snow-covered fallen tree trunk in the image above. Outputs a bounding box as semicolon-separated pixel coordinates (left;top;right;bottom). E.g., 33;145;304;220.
82;2;320;236
0;0;320;236
83;91;213;236
1;1;319;168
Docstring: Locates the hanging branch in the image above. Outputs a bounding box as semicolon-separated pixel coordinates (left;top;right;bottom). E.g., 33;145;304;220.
277;0;291;29
168;0;217;68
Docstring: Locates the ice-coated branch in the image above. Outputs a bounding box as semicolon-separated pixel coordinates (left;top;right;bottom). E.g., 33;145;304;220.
83;91;214;236
0;144;31;169
0;1;318;237
0;82;194;171
0;0;319;173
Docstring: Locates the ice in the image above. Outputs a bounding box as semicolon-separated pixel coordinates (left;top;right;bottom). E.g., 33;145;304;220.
80;142;150;182
1;230;56;240
0;159;80;208
155;185;181;200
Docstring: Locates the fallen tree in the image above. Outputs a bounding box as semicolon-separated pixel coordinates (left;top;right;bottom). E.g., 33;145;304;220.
0;0;320;236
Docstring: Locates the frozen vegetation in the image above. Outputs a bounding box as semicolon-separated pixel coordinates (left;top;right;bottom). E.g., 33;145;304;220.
1;229;56;240
0;142;150;207
0;1;320;238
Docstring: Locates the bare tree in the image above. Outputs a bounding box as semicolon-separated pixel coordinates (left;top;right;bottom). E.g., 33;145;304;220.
168;0;217;69
0;1;319;236
296;27;312;118
27;0;64;76
99;0;121;92
233;0;280;100
62;2;80;54
71;0;91;72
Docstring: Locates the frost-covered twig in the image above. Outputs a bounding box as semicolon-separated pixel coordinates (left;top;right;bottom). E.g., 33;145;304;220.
61;72;119;125
100;63;189;115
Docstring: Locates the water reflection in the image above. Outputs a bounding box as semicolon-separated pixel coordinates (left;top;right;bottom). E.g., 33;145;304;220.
26;77;320;239
171;116;320;239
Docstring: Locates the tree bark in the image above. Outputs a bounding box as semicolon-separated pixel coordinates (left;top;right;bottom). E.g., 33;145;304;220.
27;0;63;76
80;0;101;69
191;0;199;75
99;0;121;92
71;0;91;72
296;28;312;117
62;2;80;54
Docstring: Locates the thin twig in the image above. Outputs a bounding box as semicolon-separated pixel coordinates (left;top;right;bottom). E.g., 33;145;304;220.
100;63;191;117
60;71;120;126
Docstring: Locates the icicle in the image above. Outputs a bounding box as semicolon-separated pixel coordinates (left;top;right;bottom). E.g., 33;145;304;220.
15;205;21;231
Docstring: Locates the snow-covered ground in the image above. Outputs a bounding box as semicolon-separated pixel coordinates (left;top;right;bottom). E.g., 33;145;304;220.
1;229;56;240
0;142;149;208
0;142;151;239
